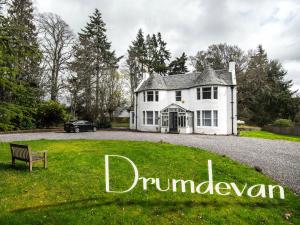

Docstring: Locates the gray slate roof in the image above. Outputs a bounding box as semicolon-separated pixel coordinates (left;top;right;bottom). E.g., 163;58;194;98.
136;68;234;92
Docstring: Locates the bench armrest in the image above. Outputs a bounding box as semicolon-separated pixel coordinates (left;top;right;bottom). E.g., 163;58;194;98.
31;150;48;155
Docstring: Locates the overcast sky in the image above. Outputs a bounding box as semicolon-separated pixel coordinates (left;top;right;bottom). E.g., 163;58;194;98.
35;0;300;92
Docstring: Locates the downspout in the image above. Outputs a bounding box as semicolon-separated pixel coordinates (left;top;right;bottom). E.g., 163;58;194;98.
230;86;234;135
135;92;138;130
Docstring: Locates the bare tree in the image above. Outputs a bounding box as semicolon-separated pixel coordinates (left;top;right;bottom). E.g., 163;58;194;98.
38;12;74;101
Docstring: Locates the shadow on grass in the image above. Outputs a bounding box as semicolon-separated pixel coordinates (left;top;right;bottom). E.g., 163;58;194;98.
0;162;44;173
11;196;285;214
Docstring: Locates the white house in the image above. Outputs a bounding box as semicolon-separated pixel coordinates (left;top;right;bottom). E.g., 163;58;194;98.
129;62;237;135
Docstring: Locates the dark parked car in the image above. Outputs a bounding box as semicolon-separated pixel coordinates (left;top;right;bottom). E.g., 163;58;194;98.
64;120;97;133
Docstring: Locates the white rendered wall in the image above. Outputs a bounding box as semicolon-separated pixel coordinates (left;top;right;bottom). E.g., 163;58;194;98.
133;85;237;135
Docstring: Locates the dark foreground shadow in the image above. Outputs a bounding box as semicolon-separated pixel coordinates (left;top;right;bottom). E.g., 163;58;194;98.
11;196;284;214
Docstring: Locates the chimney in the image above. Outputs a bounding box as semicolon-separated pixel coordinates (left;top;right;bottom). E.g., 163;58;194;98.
229;62;236;85
143;72;150;81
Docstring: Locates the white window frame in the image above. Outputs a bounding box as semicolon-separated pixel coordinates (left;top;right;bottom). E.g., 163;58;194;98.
213;110;218;127
146;111;154;125
175;91;182;101
147;91;154;102
143;111;160;126
196;110;201;126
178;113;186;128
161;113;168;127
202;110;212;126
155;91;159;102
213;87;218;99
155;111;159;125
197;88;201;100
202;87;212;99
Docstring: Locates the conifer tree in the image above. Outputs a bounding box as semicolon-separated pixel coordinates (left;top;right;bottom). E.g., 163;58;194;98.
8;0;42;89
168;52;189;75
71;9;121;121
126;28;146;105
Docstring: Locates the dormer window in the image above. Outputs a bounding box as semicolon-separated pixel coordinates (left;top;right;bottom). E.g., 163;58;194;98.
175;91;181;101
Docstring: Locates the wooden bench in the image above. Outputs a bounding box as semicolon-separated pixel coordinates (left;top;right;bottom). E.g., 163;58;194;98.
10;143;48;172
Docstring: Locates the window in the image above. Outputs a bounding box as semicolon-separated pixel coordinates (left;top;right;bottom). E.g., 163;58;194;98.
213;87;218;99
147;91;154;102
155;91;159;102
178;113;186;127
202;87;212;99
143;92;146;102
162;114;168;127
213;110;218;126
143;111;145;124
131;112;135;124
176;91;181;101
197;88;201;100
146;111;153;125
202;110;212;126
155;111;159;125
197;111;201;126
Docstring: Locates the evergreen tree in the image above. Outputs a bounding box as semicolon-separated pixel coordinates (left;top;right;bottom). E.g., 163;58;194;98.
126;28;146;106
70;9;121;121
8;0;42;88
239;45;298;125
168;52;189;75
145;33;171;74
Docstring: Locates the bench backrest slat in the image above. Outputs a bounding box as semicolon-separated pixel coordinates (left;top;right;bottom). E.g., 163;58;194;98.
10;144;30;160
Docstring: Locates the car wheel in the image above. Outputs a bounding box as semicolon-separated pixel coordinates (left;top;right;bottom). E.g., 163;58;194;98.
75;127;80;133
93;127;97;132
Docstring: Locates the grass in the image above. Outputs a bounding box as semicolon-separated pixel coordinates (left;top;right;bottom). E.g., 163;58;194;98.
0;140;299;225
240;130;300;142
111;121;129;128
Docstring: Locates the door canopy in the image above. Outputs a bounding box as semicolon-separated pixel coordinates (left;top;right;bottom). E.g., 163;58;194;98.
161;103;189;113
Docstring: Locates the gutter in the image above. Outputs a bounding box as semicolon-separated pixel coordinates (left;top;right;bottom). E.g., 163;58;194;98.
135;92;138;130
230;86;234;135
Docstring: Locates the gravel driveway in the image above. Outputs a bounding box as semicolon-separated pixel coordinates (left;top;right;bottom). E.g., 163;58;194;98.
0;131;299;195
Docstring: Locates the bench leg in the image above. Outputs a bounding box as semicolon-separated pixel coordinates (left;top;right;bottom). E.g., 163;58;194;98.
44;153;48;169
29;161;32;172
12;157;16;166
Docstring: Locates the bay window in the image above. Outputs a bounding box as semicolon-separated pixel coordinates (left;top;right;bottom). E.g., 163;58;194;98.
202;87;212;99
147;91;154;102
213;87;218;99
202;110;212;126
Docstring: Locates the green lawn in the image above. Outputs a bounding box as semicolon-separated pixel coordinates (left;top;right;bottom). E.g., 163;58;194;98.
240;130;300;142
0;140;299;225
111;121;129;128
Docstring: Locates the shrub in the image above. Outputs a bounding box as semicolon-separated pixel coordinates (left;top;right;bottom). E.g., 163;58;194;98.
272;119;293;127
294;111;300;126
97;119;112;128
0;103;36;131
35;101;69;128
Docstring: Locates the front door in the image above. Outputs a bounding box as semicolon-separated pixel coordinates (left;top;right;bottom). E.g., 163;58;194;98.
169;112;178;133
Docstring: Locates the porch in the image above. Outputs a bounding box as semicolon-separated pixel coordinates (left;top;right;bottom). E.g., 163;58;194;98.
160;104;194;134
